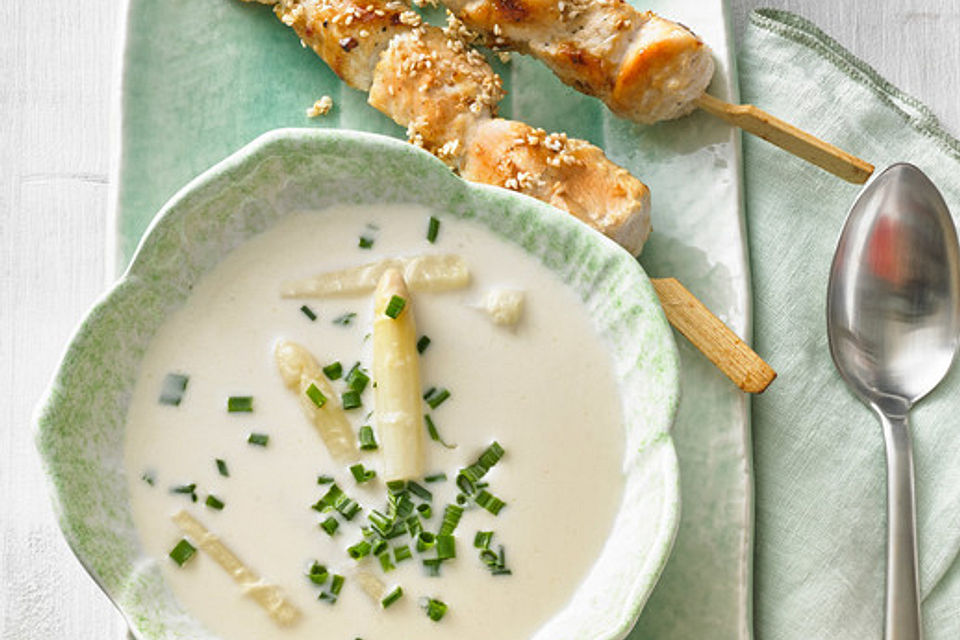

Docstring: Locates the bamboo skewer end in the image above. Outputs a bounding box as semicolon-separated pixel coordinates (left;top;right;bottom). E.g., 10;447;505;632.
695;93;874;185
651;277;777;394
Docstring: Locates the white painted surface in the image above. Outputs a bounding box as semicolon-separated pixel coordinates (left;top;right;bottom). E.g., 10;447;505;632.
2;1;958;638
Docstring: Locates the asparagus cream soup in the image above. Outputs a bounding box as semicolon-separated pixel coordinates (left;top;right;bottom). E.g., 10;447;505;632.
124;204;625;640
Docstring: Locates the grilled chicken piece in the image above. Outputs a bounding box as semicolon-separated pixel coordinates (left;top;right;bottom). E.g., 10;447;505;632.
443;0;715;124
244;0;651;253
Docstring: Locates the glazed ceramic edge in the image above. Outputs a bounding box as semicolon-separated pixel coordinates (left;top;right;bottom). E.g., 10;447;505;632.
35;128;681;640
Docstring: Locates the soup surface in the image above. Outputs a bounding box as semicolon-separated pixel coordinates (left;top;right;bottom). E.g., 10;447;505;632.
124;205;625;640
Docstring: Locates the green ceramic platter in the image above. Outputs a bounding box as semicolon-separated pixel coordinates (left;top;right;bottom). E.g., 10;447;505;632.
105;0;753;638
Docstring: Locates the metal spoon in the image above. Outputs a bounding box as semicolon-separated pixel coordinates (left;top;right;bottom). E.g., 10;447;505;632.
827;163;960;640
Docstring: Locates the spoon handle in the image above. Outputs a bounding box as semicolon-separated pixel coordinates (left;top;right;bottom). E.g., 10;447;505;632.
877;409;923;640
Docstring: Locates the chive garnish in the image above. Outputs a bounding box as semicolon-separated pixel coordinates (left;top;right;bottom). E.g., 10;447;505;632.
424;414;456;449
345;363;370;393
474;531;494;549
381;586;403;608
215;458;229;477
333;312;357;326
379;553;396;572
341;390;362;410
322;361;343;380
422;557;442;576
227;396;253;412
372;539;388;556
170;483;198;502
406;481;431;502
394;544;412;563
159;373;189;406
417;503;433;519
426;216;440;243
438;504;464;536
330;574;345;595
359;235;374;249
423;387;451;409
422;597;448;621
350;463;376;484
416;532;436;552
358;425;378;450
475;490;506;515
205;495;225;510
169;539;196;566
141;471;155;486
247;433;269;447
307;561;329;585
406;516;423;537
424;472;447;483
306;383;327;408
300;305;318;321
436;534;456;560
317;474;335;484
320;516;339;535
386;480;406;494
348;540;372;559
384;295;406;319
417;335;431;354
314;484;344;511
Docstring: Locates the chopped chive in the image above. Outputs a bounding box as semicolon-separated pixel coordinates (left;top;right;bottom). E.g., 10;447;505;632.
406;481;431;502
330;574;345;595
205;495;225;511
170;483;198;502
313;484;344;512
341;390;362;410
479;543;512;575
417;503;433;519
436;534;456;560
320;516;339;536
333;312;357;326
215;459;229;477
159;373;189;406
423;387;451;409
359;235;375;249
424;472;447;483
475;490;506;515
416;531;436;553
227;396;253;412
247;433;269;447
424;414;456;449
141;471;156;486
337;498;362;521
422;597;448;621
306;383;327;408
300;305;318;321
406;516;423;537
317;474;335;485
345;363;370;393
169;539;196;566
358;425;378;450
372;539;389;556
350;463;376;484
458;442;505;495
474;531;494;549
348;539;372;559
322;361;343;380
416;335;431;354
379;553;396;572
318;591;337;604
307;561;329;585
386;480;406;494
394;545;412;563
384;295;406;319
438;504;464;536
426;216;440;243
381;586;403;608
422;557;442;577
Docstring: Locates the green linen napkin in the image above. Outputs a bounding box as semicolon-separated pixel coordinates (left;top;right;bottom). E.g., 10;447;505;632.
740;10;960;639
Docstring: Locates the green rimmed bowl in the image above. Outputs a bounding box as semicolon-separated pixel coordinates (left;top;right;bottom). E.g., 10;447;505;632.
35;128;680;640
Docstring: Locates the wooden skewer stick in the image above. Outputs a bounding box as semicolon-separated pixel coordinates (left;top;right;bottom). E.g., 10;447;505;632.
651;277;776;394
696;93;874;185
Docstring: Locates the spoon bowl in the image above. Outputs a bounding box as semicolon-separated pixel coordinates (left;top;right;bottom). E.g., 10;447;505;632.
827;163;960;640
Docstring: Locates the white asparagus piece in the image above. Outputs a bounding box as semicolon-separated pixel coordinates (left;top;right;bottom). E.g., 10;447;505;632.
171;510;301;626
274;340;358;462
280;254;469;298
482;289;525;326
372;268;425;481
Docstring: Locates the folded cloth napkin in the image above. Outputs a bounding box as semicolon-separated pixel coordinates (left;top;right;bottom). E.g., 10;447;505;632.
740;10;960;640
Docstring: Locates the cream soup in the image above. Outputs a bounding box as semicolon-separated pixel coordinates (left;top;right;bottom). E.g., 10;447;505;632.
124;205;625;640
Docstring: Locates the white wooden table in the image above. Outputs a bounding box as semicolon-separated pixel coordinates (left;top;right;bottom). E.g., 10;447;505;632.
1;1;957;637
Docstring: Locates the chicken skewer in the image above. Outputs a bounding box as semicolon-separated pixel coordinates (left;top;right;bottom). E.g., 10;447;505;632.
242;0;775;392
439;0;874;184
